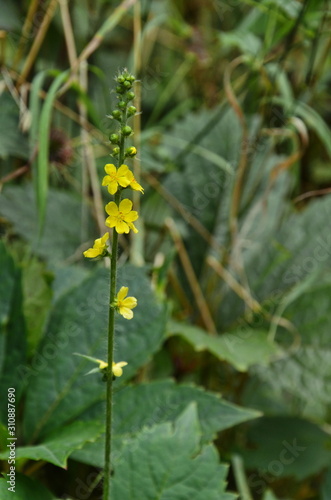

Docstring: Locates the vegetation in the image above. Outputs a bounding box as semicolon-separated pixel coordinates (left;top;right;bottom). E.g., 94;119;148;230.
0;0;331;499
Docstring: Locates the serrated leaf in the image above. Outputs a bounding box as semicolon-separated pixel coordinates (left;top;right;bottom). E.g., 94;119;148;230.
111;404;237;500
0;473;55;499
0;420;104;468
23;265;166;441
72;379;260;467
168;322;279;371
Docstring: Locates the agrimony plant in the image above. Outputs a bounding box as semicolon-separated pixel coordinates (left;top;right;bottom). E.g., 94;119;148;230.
77;69;143;500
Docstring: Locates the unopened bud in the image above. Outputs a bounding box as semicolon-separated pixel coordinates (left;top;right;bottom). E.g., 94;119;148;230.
126;91;135;101
127;106;137;116
110;133;119;144
122;126;132;137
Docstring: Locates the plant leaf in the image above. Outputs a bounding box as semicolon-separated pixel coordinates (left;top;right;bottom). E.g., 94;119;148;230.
111;404;237;500
242;416;331;480
0;242;27;423
22;265;167;441
168;322;279;372
72;379;260;467
0;420;104;468
0;473;55;499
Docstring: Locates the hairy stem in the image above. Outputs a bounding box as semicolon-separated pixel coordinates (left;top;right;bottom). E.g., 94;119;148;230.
103;107;127;500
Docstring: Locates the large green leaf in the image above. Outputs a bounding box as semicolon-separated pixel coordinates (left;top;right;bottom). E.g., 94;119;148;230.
111;404;236;500
0;473;55;500
242;275;331;424
0;242;27;423
168;322;279;372
0;420;103;468
72;379;260;467
22;259;53;355
0;184;88;264
242;416;331;480
23;265;167;442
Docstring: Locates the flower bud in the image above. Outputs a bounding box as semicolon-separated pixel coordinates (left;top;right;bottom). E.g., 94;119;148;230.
112;146;120;156
128;75;135;83
126;91;135;101
122;126;132;137
116;85;125;94
127;106;137;116
117;75;125;84
112;109;122;120
126;146;137;157
123;80;132;89
110;133;119;144
118;101;126;110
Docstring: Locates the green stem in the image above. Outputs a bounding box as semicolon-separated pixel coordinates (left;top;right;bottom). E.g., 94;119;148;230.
103;105;127;500
103;210;119;500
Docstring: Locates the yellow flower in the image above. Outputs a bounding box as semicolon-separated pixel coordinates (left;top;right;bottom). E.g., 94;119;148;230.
97;359;108;370
83;232;109;258
102;164;131;195
97;359;128;377
115;286;137;319
105;199;138;234
112;361;128;377
127;173;144;193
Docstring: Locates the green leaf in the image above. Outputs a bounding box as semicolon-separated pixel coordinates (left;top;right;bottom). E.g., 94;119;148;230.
263;490;279;500
22;259;53;355
37;70;69;234
111;404;236;500
321;467;331;500
0;242;27;423
22;265;167;441
0;473;55;499
72;379;260;467
242;416;331;480
0;184;87;264
271;97;331;159
168;322;279;372
0;420;104;468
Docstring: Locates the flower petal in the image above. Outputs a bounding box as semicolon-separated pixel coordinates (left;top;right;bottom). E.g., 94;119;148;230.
119;198;133;214
104;163;116;175
100;232;109;244
116;220;129;234
118;165;129;176
102;175;111;186
105;217;116;228
117;286;128;301
128;222;139;233
122;296;137;309
83;248;100;258
98;360;108;370
105;201;119;216
118;176;131;188
125;210;138;222
107;181;118;195
119;306;134;319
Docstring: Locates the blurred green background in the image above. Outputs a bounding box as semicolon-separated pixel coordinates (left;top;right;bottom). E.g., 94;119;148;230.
1;0;331;499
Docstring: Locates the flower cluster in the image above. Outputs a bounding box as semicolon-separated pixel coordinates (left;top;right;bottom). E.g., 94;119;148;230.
82;70;144;379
